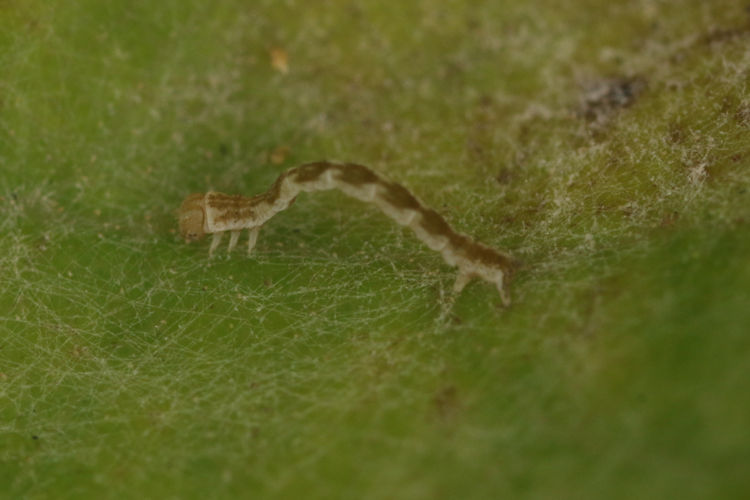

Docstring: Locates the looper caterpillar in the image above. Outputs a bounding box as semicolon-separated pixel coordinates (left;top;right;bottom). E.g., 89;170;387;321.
179;161;516;305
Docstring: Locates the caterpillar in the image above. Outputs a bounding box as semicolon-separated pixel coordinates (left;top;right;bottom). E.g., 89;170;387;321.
179;161;516;305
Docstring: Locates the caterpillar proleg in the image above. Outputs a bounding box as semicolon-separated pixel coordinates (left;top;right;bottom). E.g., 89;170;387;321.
179;161;517;305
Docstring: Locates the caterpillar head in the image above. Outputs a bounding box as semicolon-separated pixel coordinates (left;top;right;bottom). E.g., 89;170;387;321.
179;193;207;241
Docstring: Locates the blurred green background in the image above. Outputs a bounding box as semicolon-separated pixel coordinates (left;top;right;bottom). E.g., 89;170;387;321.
1;0;749;498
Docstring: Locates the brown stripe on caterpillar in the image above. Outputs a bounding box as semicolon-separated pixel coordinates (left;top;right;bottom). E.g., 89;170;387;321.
334;163;381;186
379;181;422;210
292;161;333;183
207;193;257;225
178;161;516;305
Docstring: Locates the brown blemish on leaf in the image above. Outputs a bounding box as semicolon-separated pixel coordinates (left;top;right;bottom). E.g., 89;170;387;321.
578;76;646;126
667;120;688;145
432;385;461;421
270;146;289;165
466;95;497;169
269;47;289;74
699;24;750;46
495;166;516;185
734;103;750;127
730;151;748;163
660;211;680;228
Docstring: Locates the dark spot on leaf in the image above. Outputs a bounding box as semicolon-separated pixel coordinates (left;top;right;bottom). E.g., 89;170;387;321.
700;25;750;45
668;121;687;144
432;385;461;421
495;166;516;185
577;76;646;128
660;211;680;228
735;103;750;127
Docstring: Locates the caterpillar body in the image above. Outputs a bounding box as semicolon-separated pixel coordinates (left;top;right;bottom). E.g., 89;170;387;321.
179;161;516;305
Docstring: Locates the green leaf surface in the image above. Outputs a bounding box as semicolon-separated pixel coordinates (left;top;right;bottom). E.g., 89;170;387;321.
1;1;749;498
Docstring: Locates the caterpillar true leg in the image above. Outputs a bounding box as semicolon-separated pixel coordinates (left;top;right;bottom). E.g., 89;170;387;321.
227;230;241;253
209;232;224;257
247;226;260;255
495;274;511;307
179;161;517;302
